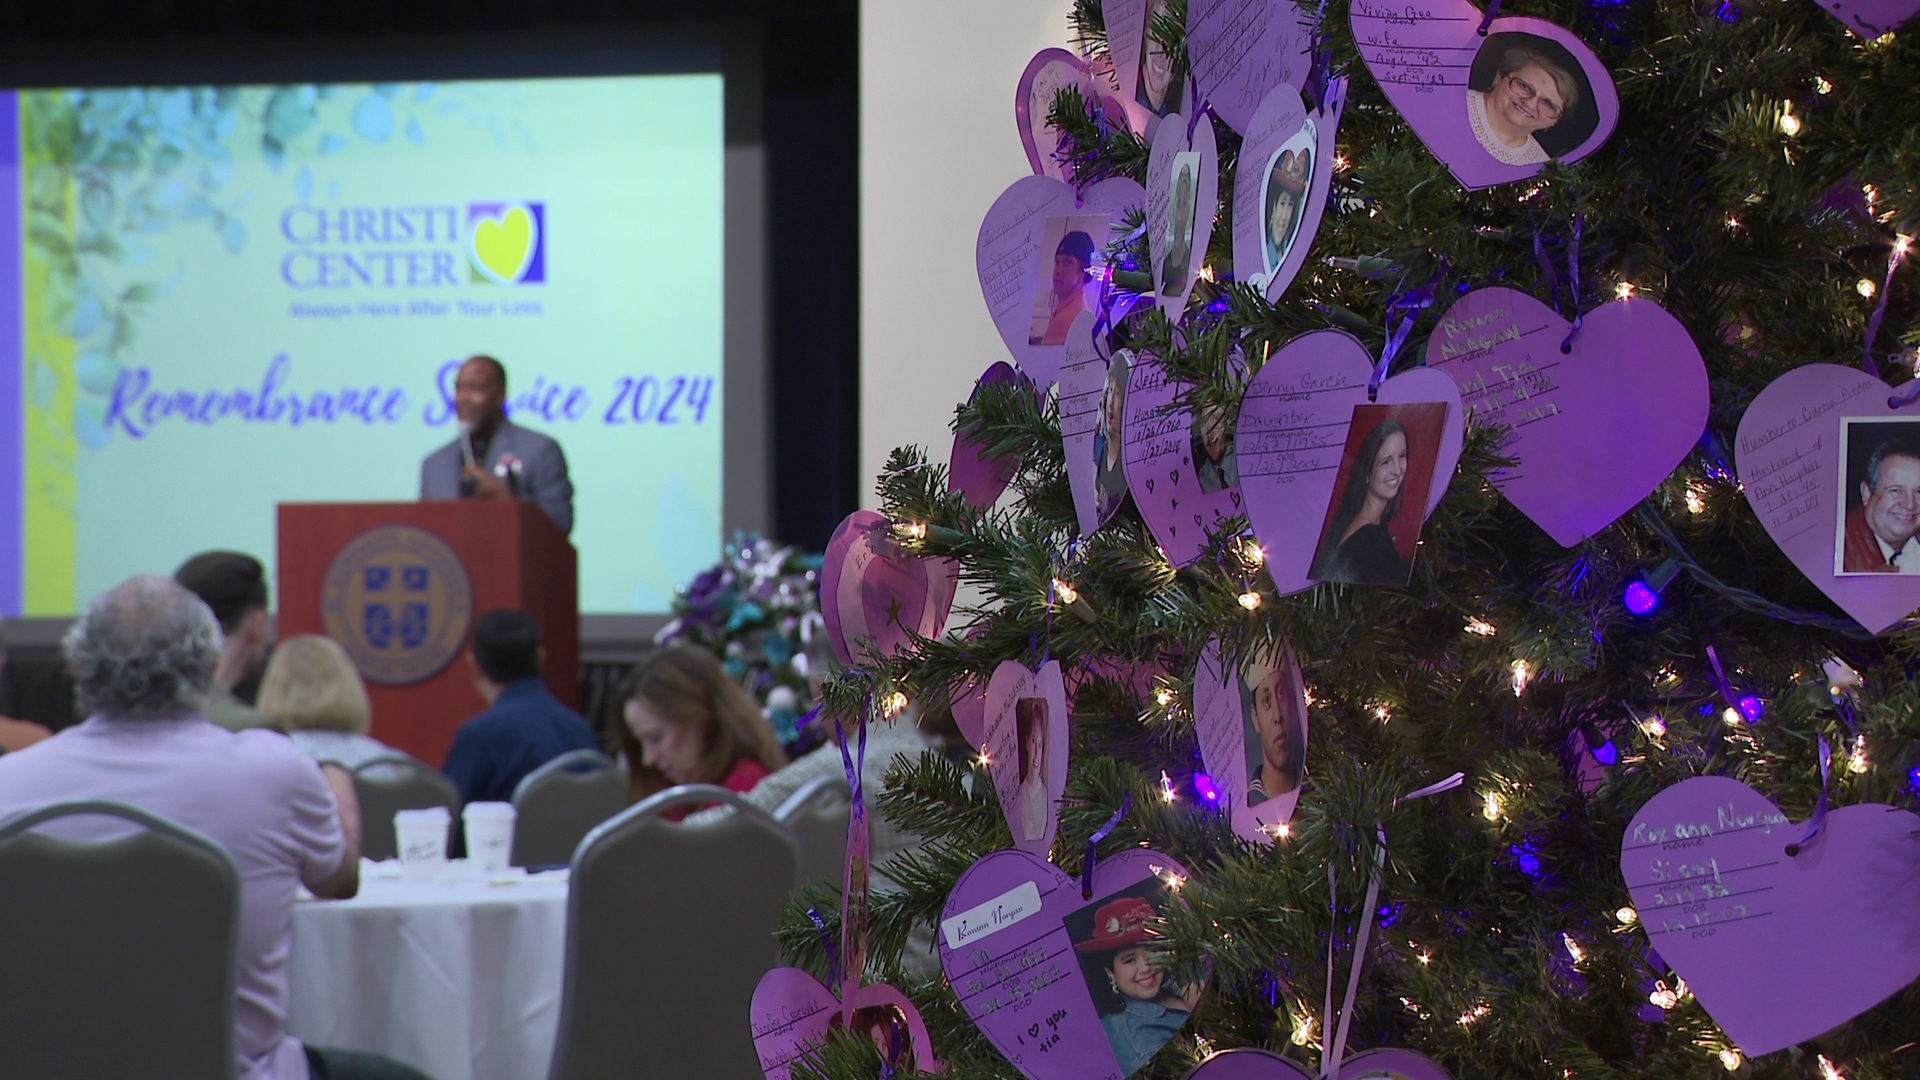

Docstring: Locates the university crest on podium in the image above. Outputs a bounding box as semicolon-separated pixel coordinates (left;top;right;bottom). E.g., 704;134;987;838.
321;525;474;685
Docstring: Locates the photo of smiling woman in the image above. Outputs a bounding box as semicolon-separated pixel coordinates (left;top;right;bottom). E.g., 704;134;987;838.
1261;139;1312;277
1013;697;1050;841
1308;402;1448;586
1093;351;1133;523
1135;0;1183;120
1068;878;1201;1077
1160;157;1198;298
1464;33;1599;167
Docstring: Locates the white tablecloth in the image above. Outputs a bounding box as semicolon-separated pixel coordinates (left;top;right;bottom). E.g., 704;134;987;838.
288;862;569;1080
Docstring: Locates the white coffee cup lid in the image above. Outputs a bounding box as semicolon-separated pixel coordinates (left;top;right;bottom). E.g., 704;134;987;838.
462;801;516;819
395;807;452;824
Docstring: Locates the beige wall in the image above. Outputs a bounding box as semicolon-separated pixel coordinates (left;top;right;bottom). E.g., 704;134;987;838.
860;1;1074;504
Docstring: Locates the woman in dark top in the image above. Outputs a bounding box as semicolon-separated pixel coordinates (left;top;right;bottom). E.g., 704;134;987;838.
1309;419;1412;584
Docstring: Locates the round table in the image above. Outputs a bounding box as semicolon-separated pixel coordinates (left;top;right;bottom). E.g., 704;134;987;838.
288;861;569;1080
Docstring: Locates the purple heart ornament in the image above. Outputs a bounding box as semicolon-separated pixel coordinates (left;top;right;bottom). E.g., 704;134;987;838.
820;511;959;666
1183;1048;1315;1080
1813;0;1918;36
749;967;939;1080
1184;0;1314;135
1621;776;1920;1056
976;175;1147;389
1062;315;1135;535
940;848;1199;1080
1122;352;1246;566
980;660;1070;855
1194;638;1309;845
1017;49;1115;182
1350;5;1618;190
952;361;1038;509
1426;288;1708;547
1734;364;1920;634
1231;81;1346;303
1145;114;1218;315
1237;330;1464;594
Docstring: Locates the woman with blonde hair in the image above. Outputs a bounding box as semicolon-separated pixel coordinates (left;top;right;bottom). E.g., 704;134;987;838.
256;634;398;769
615;642;787;811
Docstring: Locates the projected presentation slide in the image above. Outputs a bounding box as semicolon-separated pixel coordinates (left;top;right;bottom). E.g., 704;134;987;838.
0;73;724;616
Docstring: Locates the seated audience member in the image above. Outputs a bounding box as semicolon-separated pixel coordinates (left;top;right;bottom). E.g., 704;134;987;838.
442;609;597;805
0;715;51;754
0;576;430;1080
174;551;284;734
257;635;399;770
614;642;788;814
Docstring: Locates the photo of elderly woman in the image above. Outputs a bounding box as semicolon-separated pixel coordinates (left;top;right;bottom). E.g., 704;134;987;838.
1067;878;1201;1077
1014;697;1050;841
1135;0;1183;120
1028;214;1108;346
1190;396;1239;494
1260;132;1313;277
1308;402;1448;586
1241;645;1305;807
1464;33;1599;166
1093;351;1133;522
1159;155;1198;298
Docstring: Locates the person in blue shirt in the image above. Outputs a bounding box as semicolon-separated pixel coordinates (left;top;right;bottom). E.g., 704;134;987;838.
442;609;597;805
1073;892;1201;1075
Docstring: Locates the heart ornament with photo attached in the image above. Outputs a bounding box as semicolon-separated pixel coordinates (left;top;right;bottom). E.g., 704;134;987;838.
750;968;939;1080
1184;0;1314;136
1104;0;1187;135
940;847;1201;1080
1145;113;1219;316
1350;3;1617;191
952;361;1039;510
1620;775;1920;1056
1017;49;1128;182
1734;364;1920;634
976;175;1146;390
975;660;1070;856
1425;287;1709;548
1061;314;1136;536
1121;350;1246;566
1194;637;1309;845
1232;80;1347;303
1237;330;1464;595
820;510;959;666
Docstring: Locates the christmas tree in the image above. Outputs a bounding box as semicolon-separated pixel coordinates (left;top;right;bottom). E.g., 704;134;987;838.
775;0;1920;1077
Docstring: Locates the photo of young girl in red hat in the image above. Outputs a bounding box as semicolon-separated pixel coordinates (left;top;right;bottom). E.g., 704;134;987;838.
1067;878;1203;1076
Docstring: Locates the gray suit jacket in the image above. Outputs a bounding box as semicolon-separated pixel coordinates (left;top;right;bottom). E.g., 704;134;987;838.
420;418;575;534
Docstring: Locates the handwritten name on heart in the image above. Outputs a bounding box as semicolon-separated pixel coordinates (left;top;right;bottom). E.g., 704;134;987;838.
820;510;958;666
1425;287;1708;548
1145;113;1218;315
1231;80;1346;303
1620;776;1920;1055
1236;330;1464;595
1185;0;1313;136
980;660;1070;855
952;361;1037;510
977;175;1147;389
1122;352;1245;566
1194;637;1308;845
1734;364;1920;634
940;848;1198;1080
1350;3;1618;190
750;968;938;1080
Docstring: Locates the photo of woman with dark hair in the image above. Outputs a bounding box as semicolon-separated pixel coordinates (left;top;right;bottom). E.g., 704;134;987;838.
1067;880;1200;1076
1261;143;1311;275
1093;352;1132;522
1464;34;1596;166
1160;159;1196;298
1014;697;1050;841
1135;0;1183;120
1309;402;1446;586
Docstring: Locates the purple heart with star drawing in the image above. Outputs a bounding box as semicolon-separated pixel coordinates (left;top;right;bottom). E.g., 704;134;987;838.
1620;775;1920;1056
940;847;1201;1080
1121;351;1246;567
819;510;959;666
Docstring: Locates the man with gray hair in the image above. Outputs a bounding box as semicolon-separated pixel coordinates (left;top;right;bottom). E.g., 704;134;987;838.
0;576;431;1080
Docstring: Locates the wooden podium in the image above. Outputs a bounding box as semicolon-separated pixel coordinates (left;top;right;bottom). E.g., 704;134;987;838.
277;500;580;766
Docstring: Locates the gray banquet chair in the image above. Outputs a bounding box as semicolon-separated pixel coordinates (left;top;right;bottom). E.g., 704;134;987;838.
351;754;459;861
509;748;626;866
547;784;800;1080
0;800;241;1080
772;773;852;893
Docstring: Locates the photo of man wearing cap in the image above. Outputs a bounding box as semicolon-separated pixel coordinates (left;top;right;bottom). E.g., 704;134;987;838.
1031;225;1101;346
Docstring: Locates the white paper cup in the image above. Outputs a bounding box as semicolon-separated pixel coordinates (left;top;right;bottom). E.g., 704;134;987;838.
394;807;452;876
462;802;517;871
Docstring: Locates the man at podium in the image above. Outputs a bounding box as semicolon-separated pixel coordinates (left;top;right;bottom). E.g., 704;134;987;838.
420;355;575;534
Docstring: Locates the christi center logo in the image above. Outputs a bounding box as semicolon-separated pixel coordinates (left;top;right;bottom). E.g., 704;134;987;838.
467;201;546;285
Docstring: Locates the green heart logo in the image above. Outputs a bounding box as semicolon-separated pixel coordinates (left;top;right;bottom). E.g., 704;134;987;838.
469;205;538;285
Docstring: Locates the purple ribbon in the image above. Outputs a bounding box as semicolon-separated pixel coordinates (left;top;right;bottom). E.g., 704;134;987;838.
805;907;841;987
1368;268;1445;400
1082;792;1135;899
1561;213;1584;353
1184;88;1211;144
1703;644;1741;719
1476;0;1503;34
1304;0;1335;110
835;711;869;826
1785;735;1831;857
1862;238;1908;379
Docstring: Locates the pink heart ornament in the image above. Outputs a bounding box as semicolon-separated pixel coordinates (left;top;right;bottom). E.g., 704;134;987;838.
1425;288;1709;547
1350;6;1618;190
1236;330;1465;595
952;361;1038;509
1620;775;1920;1056
1061;314;1135;536
1184;0;1314;135
1231;80;1346;302
1194;637;1309;845
976;175;1147;390
1145;113;1219;314
749;967;940;1080
940;847;1198;1080
1734;364;1920;634
1185;1048;1453;1079
1121;352;1246;566
979;660;1070;856
820;510;959;666
1813;0;1918;36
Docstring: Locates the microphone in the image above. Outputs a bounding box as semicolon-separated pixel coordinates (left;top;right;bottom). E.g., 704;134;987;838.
457;419;478;470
